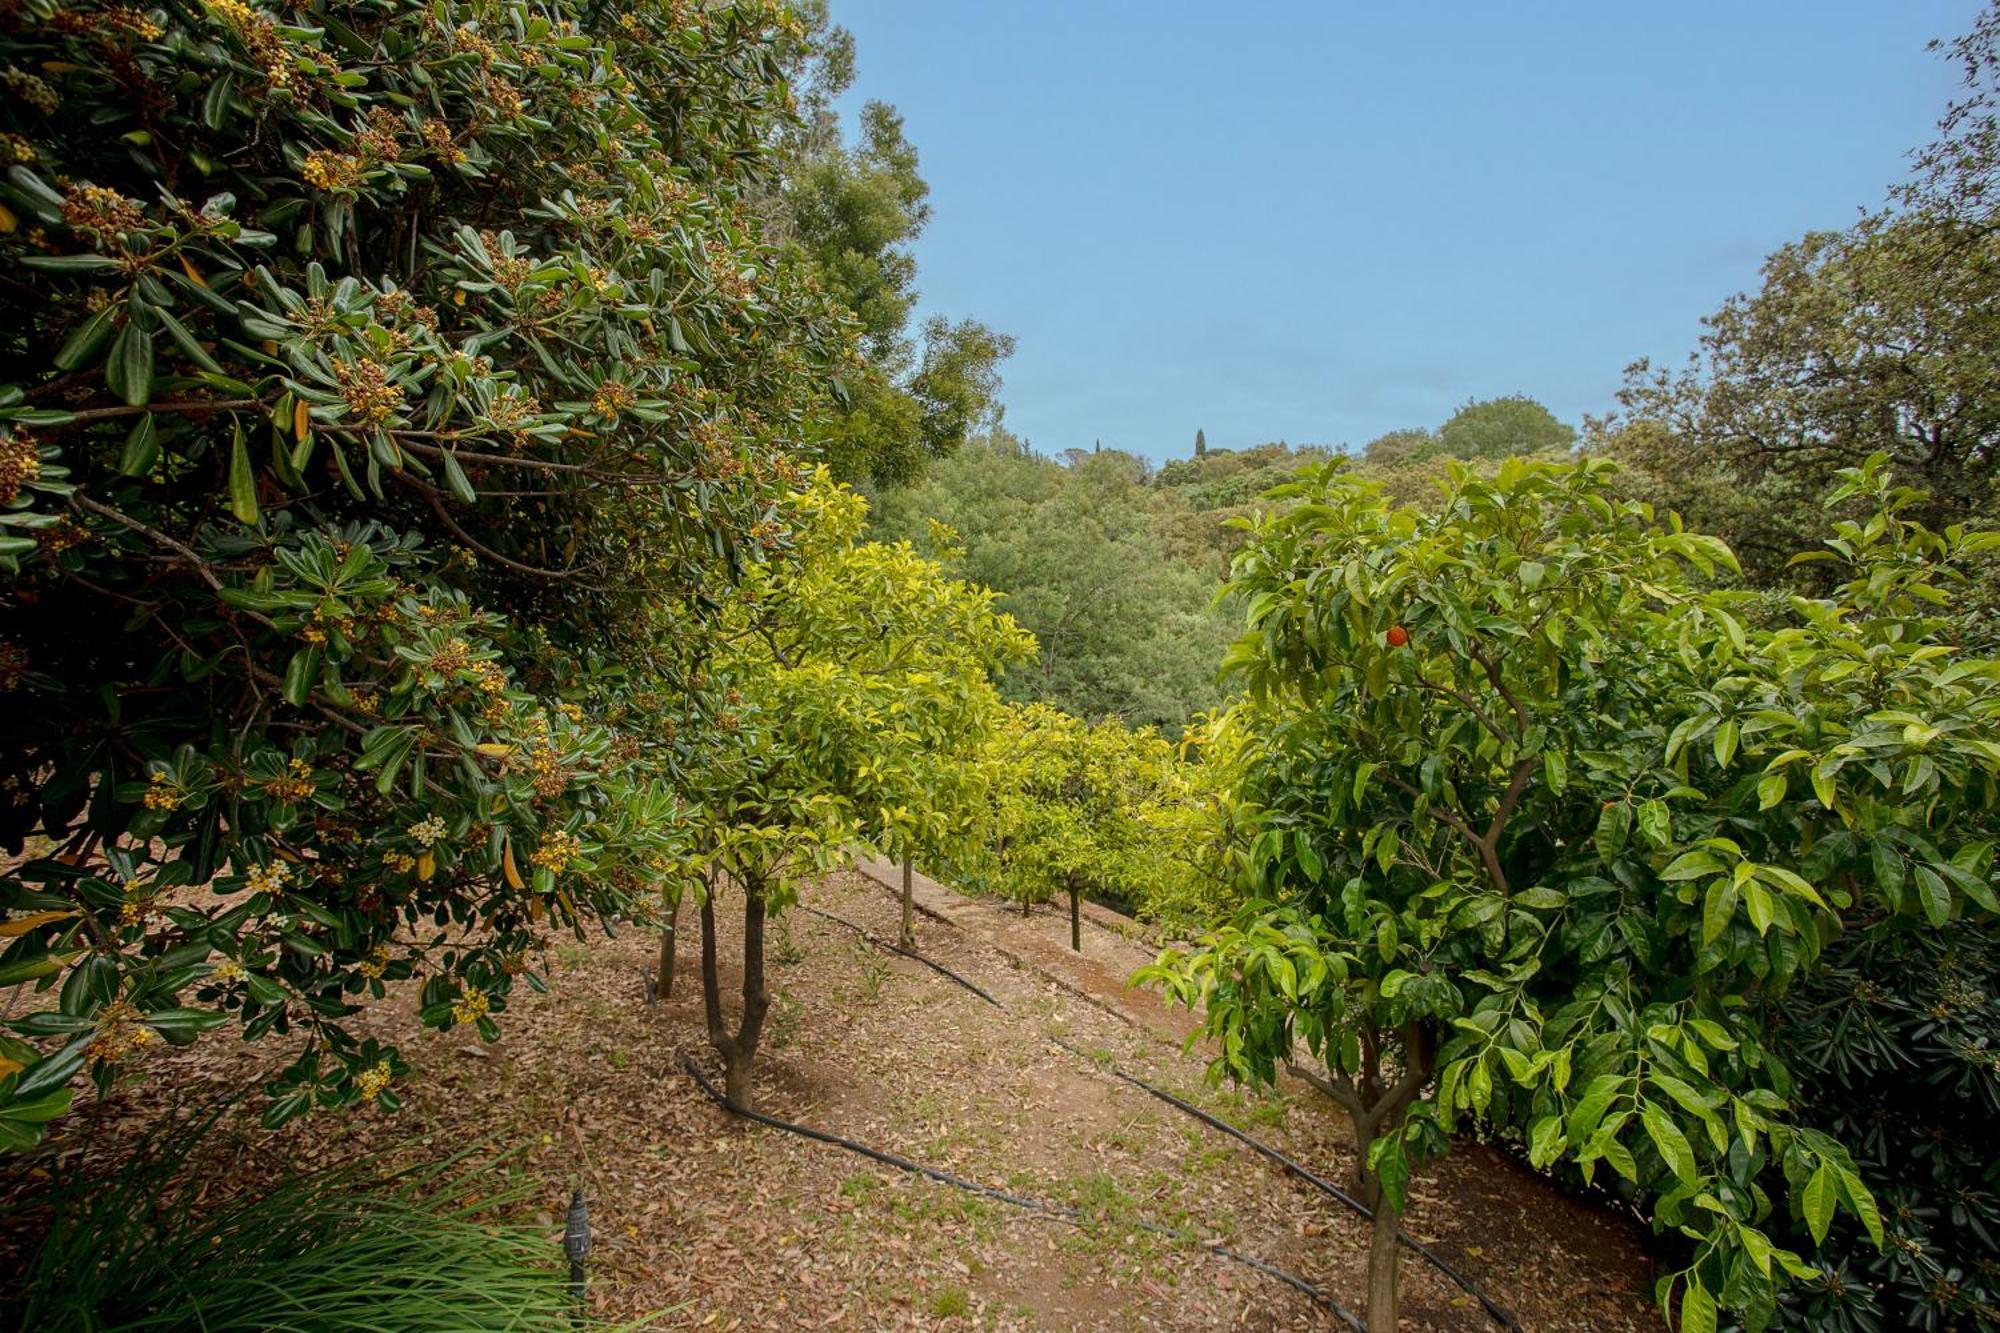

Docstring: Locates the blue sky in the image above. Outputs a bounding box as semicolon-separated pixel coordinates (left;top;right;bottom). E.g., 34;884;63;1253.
831;1;1984;463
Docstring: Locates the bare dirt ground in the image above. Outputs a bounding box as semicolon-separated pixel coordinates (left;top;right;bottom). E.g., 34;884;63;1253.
2;868;1663;1331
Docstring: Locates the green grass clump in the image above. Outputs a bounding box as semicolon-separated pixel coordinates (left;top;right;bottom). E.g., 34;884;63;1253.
6;1111;616;1331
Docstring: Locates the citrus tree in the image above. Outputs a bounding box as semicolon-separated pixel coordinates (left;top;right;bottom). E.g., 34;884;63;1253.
969;702;1216;946
1140;456;2000;1332
675;472;1031;1109
0;0;856;1147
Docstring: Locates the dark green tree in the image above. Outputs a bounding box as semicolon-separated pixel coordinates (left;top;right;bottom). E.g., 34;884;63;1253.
870;432;1231;734
1435;395;1577;460
1601;4;2000;583
770;9;1012;485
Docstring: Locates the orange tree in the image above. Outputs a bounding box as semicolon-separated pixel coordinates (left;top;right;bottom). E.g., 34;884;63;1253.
963;702;1219;946
669;473;1031;1109
1140;456;2000;1332
0;0;861;1147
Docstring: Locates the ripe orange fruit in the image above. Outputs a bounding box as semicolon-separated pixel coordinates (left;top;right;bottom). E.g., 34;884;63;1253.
1386;625;1410;648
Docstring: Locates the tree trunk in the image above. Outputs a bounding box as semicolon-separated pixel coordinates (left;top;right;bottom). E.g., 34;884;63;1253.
655;884;683;1000
1068;881;1081;952
1366;1186;1403;1332
699;891;726;1051
698;879;771;1113
899;856;914;949
1021;895;1031;918
1290;1020;1437;1333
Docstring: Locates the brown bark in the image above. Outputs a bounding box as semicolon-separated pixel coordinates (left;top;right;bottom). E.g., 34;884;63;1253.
1068;881;1081;952
899;857;914;948
1288;1020;1436;1333
697;876;772;1112
655;884;683;1000
1366;1188;1403;1332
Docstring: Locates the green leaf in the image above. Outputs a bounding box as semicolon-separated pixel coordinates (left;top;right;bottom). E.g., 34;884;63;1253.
118;413;160;477
1662;849;1725;882
1640;1099;1697;1183
1711;719;1738;769
1595;802;1631;861
442;448;478;504
1543;748;1567;795
153;303;224;375
1756;774;1786;810
1679;1278;1717;1333
1637;800;1672;849
1836;1166;1885;1248
1527;1113;1564;1168
1802;1163;1836;1245
281;646;320;707
227;421;259;524
1913;865;1950;926
1743;881;1775;935
1702;879;1738;945
1352;761;1377;805
106;322;155;407
53;305;119;370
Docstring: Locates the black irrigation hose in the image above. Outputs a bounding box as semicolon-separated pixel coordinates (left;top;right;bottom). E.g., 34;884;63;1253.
682;1056;1363;1331
814;889;1524;1332
795;903;1006;1008
1050;1038;1524;1333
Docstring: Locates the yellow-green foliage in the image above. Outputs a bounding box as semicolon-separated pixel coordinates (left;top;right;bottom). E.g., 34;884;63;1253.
680;471;1035;907
962;702;1228;929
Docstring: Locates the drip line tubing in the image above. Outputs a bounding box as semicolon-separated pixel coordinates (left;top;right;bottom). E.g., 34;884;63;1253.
682;1056;1363;1330
811;887;1525;1330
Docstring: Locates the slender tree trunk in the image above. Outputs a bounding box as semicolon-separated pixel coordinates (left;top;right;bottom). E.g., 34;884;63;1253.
1289;1020;1436;1333
655;883;683;1000
1068;880;1081;952
699;890;726;1051
899;856;914;949
1366;1188;1403;1332
727;880;770;1109
697;879;768;1111
1021;894;1031;918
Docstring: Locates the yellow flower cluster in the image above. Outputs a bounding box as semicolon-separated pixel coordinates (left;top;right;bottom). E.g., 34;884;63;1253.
332;356;400;423
143;771;183;810
302;150;362;191
529;746;565;799
355;1058;392;1099
85;1001;159;1064
353;108;402;162
119;888;152;927
101;8;164;40
1;67;57;115
426;637;471;679
590;380;635;418
451;989;489;1025
419;118;465;165
244;861;289;894
59;182;144;244
204;0;292;90
357;944;391;979
382;850;415;873
0;131;36;164
210;959;246;984
265;756;315;804
530;827;582;874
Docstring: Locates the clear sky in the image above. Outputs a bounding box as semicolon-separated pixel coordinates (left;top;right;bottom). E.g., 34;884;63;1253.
831;1;1985;463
